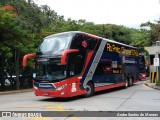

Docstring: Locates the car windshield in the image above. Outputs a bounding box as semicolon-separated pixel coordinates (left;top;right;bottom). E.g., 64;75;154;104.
38;33;73;54
35;62;66;81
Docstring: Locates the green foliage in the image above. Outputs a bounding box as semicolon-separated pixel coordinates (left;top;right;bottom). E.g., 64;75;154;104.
78;22;99;35
140;20;160;46
130;29;150;49
157;79;160;86
94;24;132;44
0;8;35;57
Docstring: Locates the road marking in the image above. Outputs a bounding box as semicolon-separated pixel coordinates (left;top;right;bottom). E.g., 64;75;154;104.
44;103;63;111
14;102;80;120
43;103;80;120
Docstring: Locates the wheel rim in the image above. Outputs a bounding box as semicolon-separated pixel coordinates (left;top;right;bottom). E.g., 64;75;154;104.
86;85;91;94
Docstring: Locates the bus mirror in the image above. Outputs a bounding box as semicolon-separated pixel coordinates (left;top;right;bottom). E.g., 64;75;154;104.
61;49;79;65
22;53;36;67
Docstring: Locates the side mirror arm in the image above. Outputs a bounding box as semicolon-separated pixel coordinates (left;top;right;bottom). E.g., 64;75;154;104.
22;53;36;67
61;49;79;65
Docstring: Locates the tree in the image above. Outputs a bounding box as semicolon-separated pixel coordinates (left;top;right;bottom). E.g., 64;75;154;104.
95;24;132;44
140;19;160;46
0;8;35;90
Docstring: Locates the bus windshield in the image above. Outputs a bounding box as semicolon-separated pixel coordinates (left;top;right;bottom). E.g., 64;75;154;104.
38;33;73;55
35;62;66;81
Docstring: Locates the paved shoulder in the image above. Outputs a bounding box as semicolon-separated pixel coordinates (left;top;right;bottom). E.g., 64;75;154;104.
0;89;33;95
144;80;160;90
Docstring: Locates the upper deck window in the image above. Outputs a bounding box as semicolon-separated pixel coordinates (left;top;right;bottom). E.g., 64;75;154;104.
38;33;74;55
71;34;98;51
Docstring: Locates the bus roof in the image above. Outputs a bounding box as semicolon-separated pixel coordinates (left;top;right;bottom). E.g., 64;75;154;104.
46;31;137;49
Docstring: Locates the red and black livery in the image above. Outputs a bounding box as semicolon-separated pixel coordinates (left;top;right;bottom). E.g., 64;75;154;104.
23;31;140;98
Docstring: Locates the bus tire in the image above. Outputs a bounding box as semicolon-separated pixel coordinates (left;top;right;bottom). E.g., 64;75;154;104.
83;82;94;97
124;78;129;89
128;77;133;87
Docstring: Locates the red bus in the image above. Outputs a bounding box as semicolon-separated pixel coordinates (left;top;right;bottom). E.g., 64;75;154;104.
23;31;139;98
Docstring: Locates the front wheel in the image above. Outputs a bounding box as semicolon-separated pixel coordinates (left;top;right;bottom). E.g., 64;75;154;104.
83;82;94;97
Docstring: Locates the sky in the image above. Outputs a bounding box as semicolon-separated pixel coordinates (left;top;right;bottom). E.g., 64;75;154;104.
34;0;160;29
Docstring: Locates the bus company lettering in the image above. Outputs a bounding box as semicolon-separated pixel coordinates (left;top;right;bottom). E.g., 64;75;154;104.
125;59;137;64
106;43;138;56
112;69;121;74
106;43;121;53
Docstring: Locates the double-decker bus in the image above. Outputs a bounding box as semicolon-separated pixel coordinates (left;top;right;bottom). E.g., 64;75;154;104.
23;31;139;98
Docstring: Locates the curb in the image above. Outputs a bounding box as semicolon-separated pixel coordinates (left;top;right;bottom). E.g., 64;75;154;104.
0;89;33;95
144;82;160;90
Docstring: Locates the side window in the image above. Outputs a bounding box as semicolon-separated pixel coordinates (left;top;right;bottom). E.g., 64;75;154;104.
71;34;86;50
68;53;85;77
86;36;97;50
69;63;76;76
69;62;83;76
71;34;98;51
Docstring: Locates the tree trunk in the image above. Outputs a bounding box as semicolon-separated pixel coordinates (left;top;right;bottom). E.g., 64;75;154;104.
16;50;20;90
0;57;5;91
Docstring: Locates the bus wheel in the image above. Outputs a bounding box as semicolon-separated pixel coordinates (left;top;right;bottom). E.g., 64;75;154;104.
124;78;129;88
128;77;133;87
83;82;94;97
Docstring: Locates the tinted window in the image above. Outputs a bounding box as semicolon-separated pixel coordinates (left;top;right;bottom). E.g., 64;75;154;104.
71;34;86;50
67;52;85;77
71;34;97;51
86;36;97;50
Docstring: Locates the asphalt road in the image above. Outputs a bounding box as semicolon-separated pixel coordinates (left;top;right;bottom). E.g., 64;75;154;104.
0;81;160;120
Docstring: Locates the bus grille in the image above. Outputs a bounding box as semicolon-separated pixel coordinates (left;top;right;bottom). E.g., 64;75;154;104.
34;82;56;90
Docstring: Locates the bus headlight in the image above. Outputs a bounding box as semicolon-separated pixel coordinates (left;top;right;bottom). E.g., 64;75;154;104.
33;85;38;89
142;74;146;77
56;84;67;91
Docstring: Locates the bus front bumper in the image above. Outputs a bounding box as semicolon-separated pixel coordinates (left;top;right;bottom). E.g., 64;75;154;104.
34;88;71;98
